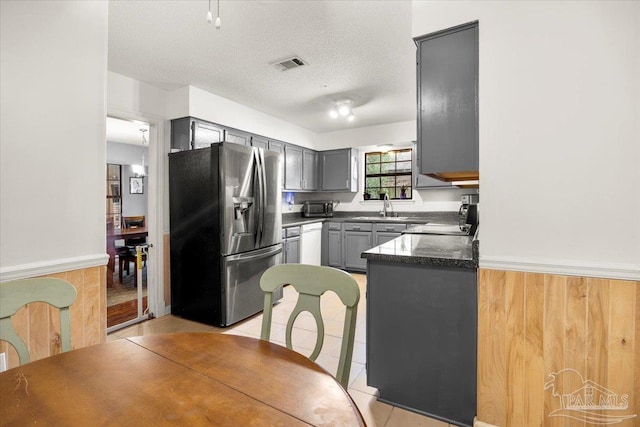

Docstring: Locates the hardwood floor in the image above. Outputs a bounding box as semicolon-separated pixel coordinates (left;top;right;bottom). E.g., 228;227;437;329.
107;296;148;328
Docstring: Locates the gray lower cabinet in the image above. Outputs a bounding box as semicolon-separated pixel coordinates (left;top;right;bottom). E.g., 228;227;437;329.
282;226;300;264
171;117;224;151
343;222;372;272
367;261;477;426
326;223;343;268
321;148;358;192
373;223;406;245
416;21;479;178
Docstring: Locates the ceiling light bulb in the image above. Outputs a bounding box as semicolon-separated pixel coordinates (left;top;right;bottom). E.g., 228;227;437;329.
215;16;221;29
347;113;355;122
329;109;339;119
337;103;351;117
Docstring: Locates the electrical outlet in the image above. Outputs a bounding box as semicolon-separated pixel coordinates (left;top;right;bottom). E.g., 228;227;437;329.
0;353;6;373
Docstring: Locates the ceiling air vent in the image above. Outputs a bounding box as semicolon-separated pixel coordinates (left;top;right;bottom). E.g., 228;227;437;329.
270;56;307;71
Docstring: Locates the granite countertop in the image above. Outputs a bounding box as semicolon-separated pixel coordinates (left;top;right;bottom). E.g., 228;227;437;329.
282;211;479;269
362;234;478;269
282;211;457;227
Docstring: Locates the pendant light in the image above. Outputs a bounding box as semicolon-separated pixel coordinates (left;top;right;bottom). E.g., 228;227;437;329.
207;0;220;29
215;0;221;29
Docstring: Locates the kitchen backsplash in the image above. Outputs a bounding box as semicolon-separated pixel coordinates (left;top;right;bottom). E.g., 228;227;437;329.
283;187;475;214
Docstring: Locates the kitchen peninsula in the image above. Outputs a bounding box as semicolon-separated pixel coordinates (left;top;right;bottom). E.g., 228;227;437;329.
363;231;478;427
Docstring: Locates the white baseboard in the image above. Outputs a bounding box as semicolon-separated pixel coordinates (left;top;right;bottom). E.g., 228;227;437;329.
480;256;640;281
0;254;108;282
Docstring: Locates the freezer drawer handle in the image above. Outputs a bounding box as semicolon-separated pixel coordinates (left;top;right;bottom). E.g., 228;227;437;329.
226;244;282;262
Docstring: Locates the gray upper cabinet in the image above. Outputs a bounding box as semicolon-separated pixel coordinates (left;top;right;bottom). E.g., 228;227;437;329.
171;117;224;151
251;135;269;150
302;149;318;191
284;145;318;191
224;127;251;146
415;21;479;181
268;140;285;154
413;143;456;189
284;145;303;190
267;139;285;188
321;148;358;192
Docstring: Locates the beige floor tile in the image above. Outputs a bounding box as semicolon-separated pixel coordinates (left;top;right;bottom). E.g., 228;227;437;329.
350;364;379;396
347;389;393;427
384;407;450;427
351;341;366;364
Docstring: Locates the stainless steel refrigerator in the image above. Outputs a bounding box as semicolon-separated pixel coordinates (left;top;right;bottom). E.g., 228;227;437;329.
169;142;283;327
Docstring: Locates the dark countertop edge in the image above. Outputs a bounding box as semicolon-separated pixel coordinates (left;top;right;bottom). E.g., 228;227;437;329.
282;211;459;227
362;252;478;269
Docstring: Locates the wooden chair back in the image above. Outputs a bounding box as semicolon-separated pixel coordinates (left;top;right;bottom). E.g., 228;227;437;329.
0;278;77;365
260;264;360;388
123;215;145;229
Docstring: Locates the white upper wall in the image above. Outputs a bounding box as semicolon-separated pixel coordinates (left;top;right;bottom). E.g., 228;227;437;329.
413;1;640;274
108;71;168;120
315;120;416;150
0;0;108;270
168;86;319;149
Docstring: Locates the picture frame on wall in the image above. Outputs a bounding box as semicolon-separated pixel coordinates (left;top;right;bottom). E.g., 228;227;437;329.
130;177;144;194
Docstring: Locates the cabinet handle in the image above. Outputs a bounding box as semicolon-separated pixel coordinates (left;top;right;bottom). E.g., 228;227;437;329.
353;226;360;230
385;227;394;231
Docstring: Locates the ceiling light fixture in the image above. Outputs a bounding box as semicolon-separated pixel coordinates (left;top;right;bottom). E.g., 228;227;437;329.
207;0;213;23
329;100;355;122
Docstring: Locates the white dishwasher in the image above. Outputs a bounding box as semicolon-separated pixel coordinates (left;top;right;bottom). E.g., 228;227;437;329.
300;222;323;265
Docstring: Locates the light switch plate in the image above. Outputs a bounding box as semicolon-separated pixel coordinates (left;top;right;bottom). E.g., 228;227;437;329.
0;352;6;372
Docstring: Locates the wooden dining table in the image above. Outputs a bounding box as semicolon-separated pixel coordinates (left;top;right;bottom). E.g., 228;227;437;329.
0;332;365;426
106;226;148;287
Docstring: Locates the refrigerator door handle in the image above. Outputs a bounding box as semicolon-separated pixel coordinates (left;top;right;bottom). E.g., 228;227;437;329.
253;148;264;248
258;148;267;248
226;244;282;263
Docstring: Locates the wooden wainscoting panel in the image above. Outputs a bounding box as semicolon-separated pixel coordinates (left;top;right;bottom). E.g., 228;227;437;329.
477;269;507;426
1;266;106;370
523;272;545;426
478;269;639;427
504;271;525;426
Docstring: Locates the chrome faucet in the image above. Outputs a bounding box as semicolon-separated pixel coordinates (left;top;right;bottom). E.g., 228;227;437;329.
380;193;392;217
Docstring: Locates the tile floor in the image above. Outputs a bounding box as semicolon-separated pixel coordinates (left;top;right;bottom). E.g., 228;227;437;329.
108;273;456;427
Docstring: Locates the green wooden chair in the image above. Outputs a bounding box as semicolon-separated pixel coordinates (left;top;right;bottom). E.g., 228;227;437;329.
260;264;360;388
0;278;77;365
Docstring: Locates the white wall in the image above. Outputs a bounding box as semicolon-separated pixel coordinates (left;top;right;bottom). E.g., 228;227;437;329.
106;141;149;217
0;1;108;271
413;1;640;277
315;120;416;150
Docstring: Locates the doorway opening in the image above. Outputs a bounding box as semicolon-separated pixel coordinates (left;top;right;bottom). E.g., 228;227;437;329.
106;116;154;331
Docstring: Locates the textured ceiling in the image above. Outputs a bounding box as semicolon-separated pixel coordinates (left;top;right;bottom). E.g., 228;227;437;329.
107;0;416;134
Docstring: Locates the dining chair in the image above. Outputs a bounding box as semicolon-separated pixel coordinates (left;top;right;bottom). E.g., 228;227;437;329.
0;278;77;365
260;264;360;388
